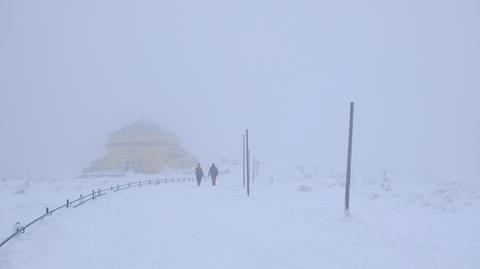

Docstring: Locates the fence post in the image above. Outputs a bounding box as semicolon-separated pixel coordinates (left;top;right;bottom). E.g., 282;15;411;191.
345;102;355;212
243;134;246;187
46;207;49;215
98;188;101;196
246;129;250;196
117;184;119;191
92;190;95;200
66;199;69;208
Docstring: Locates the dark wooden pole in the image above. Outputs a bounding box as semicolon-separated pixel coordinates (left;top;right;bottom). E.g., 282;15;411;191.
246;129;250;196
243;134;246;187
345;102;355;211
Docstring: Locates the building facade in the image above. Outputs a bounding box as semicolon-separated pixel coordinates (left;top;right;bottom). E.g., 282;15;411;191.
90;121;197;174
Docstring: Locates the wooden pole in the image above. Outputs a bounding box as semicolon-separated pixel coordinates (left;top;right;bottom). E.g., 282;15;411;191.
243;134;246;187
246;129;250;196
345;102;355;212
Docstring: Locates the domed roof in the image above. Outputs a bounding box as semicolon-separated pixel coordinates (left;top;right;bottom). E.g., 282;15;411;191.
112;120;174;137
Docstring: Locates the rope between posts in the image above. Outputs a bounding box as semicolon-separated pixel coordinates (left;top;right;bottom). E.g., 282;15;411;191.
0;176;195;248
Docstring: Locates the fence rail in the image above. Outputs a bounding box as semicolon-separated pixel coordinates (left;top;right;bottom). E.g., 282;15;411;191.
0;176;194;248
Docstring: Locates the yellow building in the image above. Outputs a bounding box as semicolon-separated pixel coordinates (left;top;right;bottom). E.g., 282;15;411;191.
90;120;197;174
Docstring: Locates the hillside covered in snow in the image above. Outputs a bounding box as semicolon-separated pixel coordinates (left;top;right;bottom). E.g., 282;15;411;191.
0;165;479;269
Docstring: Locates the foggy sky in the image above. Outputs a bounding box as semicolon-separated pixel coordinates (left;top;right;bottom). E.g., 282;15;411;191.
1;0;479;180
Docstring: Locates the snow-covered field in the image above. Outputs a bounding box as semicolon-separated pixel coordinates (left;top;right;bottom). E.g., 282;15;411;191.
0;165;479;269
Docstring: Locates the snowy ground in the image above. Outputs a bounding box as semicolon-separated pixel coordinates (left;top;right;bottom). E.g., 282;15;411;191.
0;166;479;269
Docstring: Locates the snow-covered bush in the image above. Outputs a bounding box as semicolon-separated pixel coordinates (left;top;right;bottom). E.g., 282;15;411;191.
298;185;312;192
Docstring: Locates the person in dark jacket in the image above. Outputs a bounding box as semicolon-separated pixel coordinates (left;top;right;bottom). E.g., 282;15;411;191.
208;163;219;186
195;163;204;186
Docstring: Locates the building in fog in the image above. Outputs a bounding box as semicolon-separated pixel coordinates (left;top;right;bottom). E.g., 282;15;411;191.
89;120;197;174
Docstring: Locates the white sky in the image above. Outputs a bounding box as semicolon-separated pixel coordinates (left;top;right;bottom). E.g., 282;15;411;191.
1;0;479;180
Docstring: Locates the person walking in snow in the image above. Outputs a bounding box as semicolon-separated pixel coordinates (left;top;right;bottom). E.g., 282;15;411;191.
208;163;219;186
195;163;204;186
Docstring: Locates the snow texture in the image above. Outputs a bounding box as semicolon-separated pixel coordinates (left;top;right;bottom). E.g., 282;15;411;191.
1;165;479;269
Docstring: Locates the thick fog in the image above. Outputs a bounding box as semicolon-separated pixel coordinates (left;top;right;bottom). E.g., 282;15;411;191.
1;0;479;180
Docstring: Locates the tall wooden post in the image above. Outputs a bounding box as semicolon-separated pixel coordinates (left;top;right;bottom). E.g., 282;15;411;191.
243;134;246;187
246;129;250;196
345;102;355;211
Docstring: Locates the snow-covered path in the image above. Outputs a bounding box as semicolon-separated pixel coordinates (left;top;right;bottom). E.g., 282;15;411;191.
1;170;479;269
